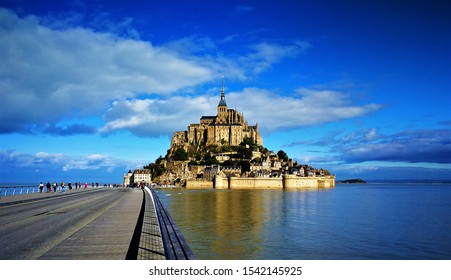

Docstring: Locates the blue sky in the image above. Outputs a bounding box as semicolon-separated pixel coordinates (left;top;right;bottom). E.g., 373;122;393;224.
0;0;450;183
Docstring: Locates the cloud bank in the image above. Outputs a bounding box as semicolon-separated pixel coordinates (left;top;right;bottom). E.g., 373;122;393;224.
99;88;382;137
0;149;145;182
0;8;381;139
339;129;451;164
289;128;451;165
0;8;212;133
228;88;381;131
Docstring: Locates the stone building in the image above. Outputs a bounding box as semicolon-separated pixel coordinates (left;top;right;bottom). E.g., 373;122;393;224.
170;79;262;153
123;170;133;186
132;169;152;185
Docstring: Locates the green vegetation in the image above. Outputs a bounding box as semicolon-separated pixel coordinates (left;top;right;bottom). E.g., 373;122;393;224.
153;137;332;181
143;156;166;179
166;138;297;175
172;147;189;161
277;150;288;161
167;136;276;165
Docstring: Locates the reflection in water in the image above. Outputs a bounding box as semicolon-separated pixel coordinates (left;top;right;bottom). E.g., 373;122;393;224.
156;188;325;259
156;184;451;260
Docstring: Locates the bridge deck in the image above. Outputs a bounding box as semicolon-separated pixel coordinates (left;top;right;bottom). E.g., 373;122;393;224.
39;188;146;259
0;187;194;260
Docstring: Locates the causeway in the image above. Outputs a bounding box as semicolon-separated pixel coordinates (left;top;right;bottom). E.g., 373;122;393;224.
0;187;193;260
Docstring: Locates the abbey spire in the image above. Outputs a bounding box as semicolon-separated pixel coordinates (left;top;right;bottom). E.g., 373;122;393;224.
217;76;228;123
218;75;227;107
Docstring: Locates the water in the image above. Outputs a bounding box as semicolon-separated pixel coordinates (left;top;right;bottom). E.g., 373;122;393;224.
156;183;451;260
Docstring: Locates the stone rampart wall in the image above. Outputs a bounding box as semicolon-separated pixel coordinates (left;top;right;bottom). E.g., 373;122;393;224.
283;175;335;189
229;177;283;189
185;175;335;190
185;180;213;189
214;176;229;189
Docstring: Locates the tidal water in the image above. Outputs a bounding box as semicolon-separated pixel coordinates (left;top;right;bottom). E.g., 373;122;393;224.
156;183;451;260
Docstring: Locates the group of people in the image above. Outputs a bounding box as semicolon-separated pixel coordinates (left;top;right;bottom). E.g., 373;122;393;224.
38;181;100;193
130;180;147;190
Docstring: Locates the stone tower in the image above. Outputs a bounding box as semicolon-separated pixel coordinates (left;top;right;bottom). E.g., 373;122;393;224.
216;76;228;124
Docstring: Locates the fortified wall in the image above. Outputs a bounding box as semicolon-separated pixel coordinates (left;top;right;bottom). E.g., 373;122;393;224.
185;174;335;190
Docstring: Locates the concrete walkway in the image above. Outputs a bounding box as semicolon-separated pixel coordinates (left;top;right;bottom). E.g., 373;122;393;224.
1;187;166;259
137;188;166;260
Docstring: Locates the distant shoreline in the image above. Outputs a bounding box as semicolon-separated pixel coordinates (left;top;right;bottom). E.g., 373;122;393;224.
1;180;451;188
0;182;122;187
336;179;451;184
337;179;366;184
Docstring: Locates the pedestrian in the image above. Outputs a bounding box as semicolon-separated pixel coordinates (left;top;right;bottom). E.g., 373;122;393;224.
39;182;44;193
96;182;99;188
140;180;145;190
61;181;65;192
84;182;88;189
46;181;51;193
68;182;72;190
75;182;79;189
53;181;57;193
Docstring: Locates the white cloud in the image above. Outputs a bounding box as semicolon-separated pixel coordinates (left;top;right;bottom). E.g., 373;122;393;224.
0;8;376;139
339;129;451;164
0;8;213;133
0;148;154;182
364;128;379;141
244;41;311;74
100;87;381;137
0;8;313;135
226;88;381;131
162;36;218;55
100;95;218;136
0;149;133;173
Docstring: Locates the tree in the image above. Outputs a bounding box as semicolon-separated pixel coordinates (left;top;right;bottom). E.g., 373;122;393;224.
238;161;250;173
172;147;189;161
240;137;258;150
155;156;164;165
222;160;236;166
188;160;199;166
200;153;219;165
143;157;166;179
277;150;288;161
259;146;269;154
237;145;253;159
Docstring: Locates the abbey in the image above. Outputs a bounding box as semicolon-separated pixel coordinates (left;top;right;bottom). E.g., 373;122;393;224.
171;80;262;149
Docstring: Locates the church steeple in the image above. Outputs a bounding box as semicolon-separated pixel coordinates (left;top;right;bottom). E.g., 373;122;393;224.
218;75;227;107
217;76;228;123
